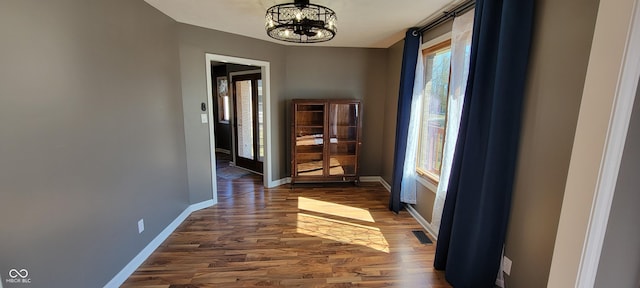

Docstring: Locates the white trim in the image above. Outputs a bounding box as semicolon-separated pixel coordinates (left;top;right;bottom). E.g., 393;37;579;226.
189;199;215;212
262;64;274;188
577;0;640;286
205;54;276;190
205;55;219;205
405;204;438;240
272;177;291;187
337;176;439;239
215;148;230;154
103;200;214;288
421;33;452;50
359;176;392;192
380;178;391;192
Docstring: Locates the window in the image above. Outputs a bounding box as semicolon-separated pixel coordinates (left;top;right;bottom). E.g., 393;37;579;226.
216;76;230;123
417;40;451;182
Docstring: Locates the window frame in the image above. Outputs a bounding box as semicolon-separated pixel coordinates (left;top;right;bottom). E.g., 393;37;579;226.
416;38;452;184
216;76;230;124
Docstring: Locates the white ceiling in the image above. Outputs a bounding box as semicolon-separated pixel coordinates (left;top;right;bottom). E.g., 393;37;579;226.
144;0;458;48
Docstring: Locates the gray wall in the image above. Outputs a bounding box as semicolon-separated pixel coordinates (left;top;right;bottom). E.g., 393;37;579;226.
381;40;404;185
415;184;436;223
178;24;286;203
504;0;600;287
178;25;390;200
0;1;188;287
283;46;388;176
594;80;640;288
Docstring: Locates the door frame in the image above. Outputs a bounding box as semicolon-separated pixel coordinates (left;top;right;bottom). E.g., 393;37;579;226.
548;0;640;286
574;0;640;286
205;54;273;197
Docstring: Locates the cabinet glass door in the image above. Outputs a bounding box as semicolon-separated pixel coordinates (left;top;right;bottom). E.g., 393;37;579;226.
295;104;325;176
329;103;358;175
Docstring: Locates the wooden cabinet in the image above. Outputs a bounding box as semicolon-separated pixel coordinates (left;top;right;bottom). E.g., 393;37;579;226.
291;99;362;184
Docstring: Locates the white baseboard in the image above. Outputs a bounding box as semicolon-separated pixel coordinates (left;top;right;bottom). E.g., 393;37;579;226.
373;177;437;240
380;178;391;192
268;177;291;188
360;176;392;192
189;199;215;211
103;199;215;288
405;204;438;240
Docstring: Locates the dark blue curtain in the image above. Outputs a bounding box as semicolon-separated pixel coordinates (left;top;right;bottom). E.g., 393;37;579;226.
389;28;421;213
434;0;534;287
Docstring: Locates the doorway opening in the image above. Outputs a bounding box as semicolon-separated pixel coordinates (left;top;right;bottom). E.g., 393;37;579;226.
205;54;273;205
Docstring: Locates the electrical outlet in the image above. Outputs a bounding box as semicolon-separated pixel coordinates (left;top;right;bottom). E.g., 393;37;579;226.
138;219;144;234
503;256;513;275
201;114;208;123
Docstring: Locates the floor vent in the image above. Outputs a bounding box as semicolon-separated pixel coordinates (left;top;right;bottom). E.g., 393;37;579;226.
412;230;433;244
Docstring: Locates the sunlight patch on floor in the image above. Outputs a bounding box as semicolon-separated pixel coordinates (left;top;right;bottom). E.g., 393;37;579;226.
297;196;375;223
296;213;390;253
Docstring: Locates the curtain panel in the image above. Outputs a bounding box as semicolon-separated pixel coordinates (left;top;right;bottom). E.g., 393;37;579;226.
434;0;535;287
400;40;425;205
430;9;475;235
389;28;421;213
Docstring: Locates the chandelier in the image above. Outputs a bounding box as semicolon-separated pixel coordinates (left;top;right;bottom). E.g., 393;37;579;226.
265;0;337;43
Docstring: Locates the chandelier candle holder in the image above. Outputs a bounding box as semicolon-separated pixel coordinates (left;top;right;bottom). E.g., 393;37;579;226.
265;0;337;43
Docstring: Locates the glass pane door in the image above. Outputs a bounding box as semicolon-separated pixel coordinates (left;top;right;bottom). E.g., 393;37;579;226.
232;72;263;173
295;104;325;176
236;80;254;159
329;103;358;175
257;79;264;162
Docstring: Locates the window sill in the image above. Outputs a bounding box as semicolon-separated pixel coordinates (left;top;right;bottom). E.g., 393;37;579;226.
416;169;440;183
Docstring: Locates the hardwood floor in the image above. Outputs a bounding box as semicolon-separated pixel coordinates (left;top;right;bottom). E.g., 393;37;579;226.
122;155;450;287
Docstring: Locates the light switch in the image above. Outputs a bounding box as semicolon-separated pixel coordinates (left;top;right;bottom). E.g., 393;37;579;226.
201;114;208;124
138;219;144;234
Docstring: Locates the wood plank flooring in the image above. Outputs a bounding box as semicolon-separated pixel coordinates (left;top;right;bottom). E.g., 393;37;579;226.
122;156;450;287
